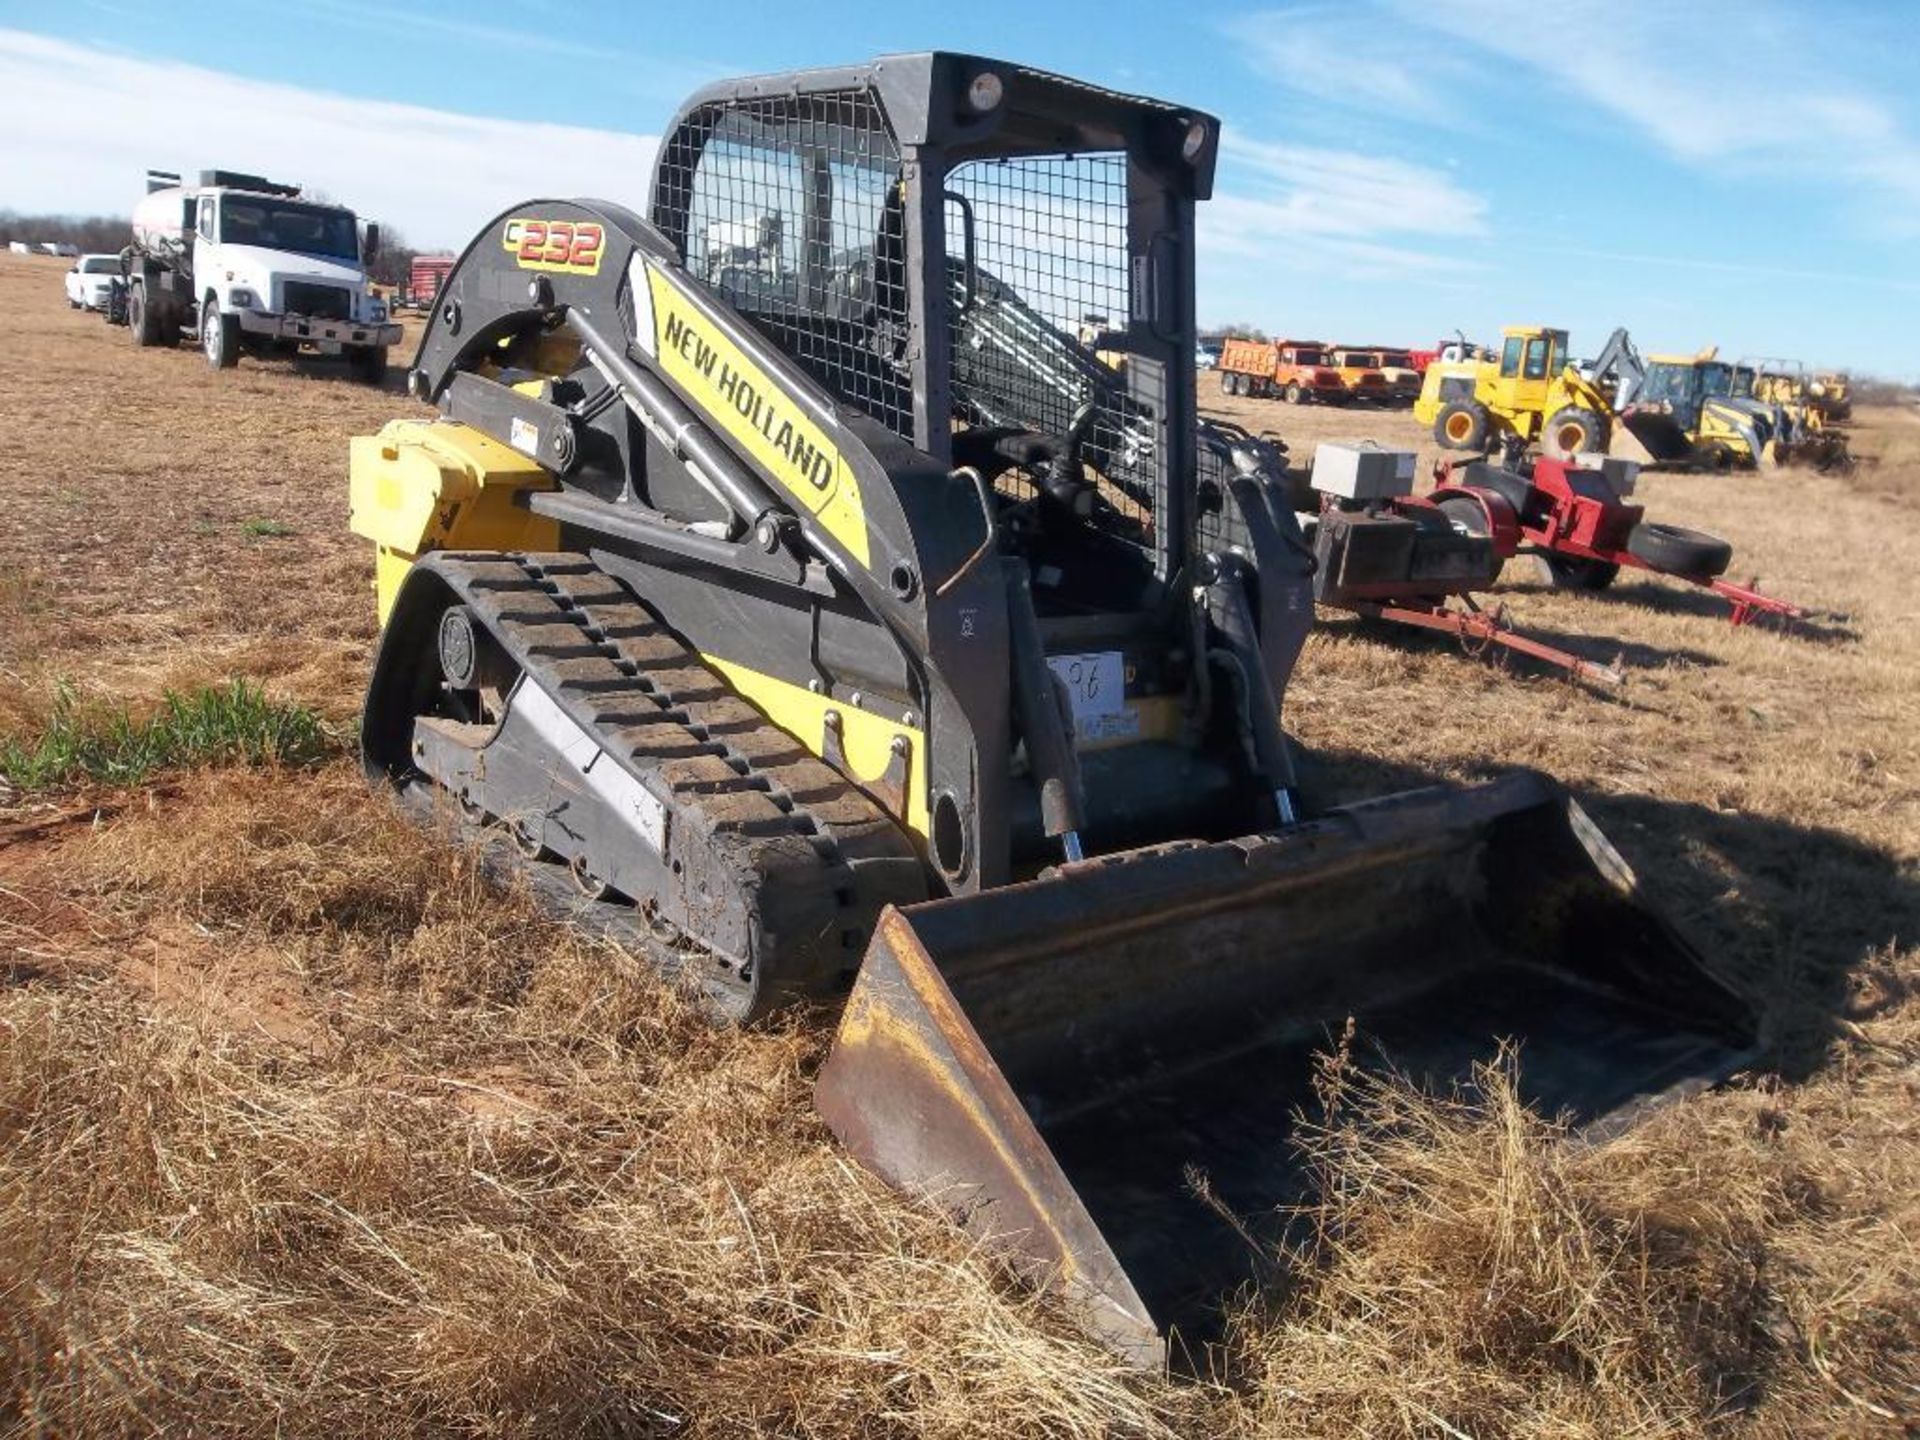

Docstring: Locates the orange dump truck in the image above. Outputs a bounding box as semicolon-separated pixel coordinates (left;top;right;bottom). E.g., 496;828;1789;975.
1338;346;1421;406
1328;346;1392;406
1216;337;1347;403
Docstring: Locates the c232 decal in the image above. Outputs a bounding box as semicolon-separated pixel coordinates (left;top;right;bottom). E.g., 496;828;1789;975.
501;217;605;275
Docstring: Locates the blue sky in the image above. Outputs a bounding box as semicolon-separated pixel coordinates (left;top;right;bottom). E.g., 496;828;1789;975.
2;0;1914;376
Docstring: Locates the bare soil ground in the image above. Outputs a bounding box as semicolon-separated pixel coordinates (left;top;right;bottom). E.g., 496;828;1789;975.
3;249;1919;1436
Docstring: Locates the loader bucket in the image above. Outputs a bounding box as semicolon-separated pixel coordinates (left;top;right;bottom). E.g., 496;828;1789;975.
817;773;1757;1366
1615;410;1695;465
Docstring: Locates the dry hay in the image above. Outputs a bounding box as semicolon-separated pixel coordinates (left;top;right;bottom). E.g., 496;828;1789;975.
4;254;1920;1436
4;771;1170;1438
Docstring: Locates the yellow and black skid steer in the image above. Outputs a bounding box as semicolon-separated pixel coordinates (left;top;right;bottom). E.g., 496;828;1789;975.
350;54;1756;1365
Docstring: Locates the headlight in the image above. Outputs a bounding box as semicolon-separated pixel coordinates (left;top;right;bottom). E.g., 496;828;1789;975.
1181;118;1209;163
369;300;387;321
228;288;258;309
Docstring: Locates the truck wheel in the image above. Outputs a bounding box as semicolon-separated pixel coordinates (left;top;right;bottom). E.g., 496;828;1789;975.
1219;370;1235;395
129;287;161;347
1544;406;1606;459
1625;522;1732;578
202;298;239;369
1434;401;1490;451
349;345;390;385
1284;382;1303;404
1541;554;1621;590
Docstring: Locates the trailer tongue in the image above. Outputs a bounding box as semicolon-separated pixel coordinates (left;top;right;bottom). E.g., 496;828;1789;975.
820;773;1756;1363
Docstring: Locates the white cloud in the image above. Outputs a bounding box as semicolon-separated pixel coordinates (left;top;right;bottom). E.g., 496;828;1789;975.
1228;0;1920;235
1202;132;1489;283
1220;11;1476;125
1219;132;1488;240
0;30;660;251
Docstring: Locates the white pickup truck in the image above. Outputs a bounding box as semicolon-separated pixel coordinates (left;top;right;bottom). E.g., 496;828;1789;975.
121;168;402;383
65;254;120;311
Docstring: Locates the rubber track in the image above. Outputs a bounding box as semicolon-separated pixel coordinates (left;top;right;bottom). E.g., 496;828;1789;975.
430;550;919;998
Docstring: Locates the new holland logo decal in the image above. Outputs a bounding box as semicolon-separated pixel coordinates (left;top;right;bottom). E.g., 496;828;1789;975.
501;217;605;275
641;262;867;565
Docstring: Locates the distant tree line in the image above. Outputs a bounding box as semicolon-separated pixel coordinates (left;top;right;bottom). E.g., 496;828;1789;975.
365;229;418;291
1852;377;1919;406
0;210;128;253
0;207;419;287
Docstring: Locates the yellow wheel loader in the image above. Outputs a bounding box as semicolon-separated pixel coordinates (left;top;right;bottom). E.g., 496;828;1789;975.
1413;324;1669;461
1740;358;1856;467
348;53;1755;1364
1810;371;1852;424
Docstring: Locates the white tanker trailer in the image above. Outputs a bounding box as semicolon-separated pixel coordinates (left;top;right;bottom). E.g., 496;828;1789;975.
117;168;401;382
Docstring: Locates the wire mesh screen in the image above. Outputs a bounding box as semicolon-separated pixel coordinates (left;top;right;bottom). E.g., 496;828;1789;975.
656;90;913;439
1193;429;1247;556
945;154;1161;549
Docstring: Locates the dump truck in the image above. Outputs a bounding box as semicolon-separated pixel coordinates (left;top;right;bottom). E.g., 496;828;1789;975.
1335;345;1417;405
347;52;1756;1365
1326;346;1391;405
1216;337;1346;402
119;167;400;381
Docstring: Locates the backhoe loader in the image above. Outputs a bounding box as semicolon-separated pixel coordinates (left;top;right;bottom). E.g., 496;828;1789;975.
1630;351;1850;471
348;53;1754;1364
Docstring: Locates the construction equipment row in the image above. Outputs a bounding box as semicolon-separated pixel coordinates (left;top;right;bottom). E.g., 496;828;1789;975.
1413;325;1852;472
1217;319;1853;474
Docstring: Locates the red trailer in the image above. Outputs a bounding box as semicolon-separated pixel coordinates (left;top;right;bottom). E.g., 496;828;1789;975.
406;253;456;310
1431;454;1810;625
1300;441;1621;686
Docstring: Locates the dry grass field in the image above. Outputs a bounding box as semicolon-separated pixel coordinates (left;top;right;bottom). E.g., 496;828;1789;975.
3;246;1918;1437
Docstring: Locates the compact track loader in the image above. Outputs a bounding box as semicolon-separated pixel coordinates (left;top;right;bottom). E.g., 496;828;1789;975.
350;54;1756;1364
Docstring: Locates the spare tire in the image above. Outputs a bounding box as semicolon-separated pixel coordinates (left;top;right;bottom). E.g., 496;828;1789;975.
1627;522;1733;578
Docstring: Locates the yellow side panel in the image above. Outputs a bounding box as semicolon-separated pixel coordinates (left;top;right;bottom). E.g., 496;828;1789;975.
706;657;928;839
348;418;559;625
1413;361;1477;424
644;263;870;568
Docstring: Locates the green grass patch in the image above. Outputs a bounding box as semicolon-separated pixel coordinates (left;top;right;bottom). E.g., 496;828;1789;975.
0;680;335;794
240;518;294;538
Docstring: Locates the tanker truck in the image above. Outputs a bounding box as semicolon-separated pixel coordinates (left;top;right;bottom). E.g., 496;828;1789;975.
119;168;401;382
